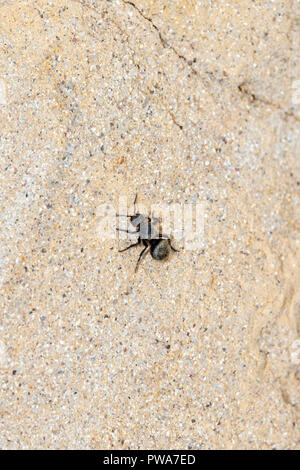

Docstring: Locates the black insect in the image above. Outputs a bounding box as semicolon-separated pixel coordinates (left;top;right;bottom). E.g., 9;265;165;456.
117;194;179;272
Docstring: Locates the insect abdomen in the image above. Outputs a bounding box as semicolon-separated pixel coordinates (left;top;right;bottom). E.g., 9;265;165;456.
150;239;170;260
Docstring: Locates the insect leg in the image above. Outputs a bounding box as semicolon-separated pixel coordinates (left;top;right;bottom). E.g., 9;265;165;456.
133;193;138;212
157;233;180;251
117;228;138;234
119;239;141;252
156;233;169;239
135;245;150;272
170;243;180;252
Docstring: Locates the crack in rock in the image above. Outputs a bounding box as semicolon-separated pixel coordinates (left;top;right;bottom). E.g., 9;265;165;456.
123;1;198;76
78;0;300;125
124;1;300;123
238;82;300;122
123;1;187;131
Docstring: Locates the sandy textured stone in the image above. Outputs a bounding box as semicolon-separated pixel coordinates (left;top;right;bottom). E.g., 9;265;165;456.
0;0;299;449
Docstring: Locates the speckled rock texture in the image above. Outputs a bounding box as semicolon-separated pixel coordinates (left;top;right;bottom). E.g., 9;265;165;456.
0;0;299;449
